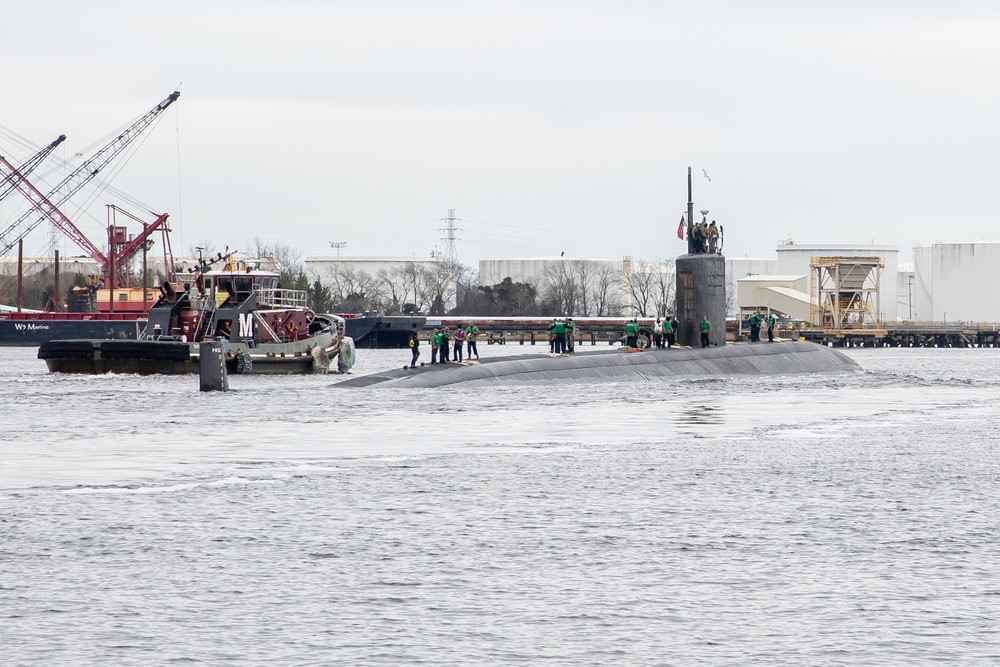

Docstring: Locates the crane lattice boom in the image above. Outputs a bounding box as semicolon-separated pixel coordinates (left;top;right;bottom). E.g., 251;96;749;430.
0;91;180;256
0;155;106;265
0;135;66;204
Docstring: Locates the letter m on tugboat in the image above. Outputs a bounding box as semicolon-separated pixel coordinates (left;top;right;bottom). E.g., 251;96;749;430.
238;312;254;340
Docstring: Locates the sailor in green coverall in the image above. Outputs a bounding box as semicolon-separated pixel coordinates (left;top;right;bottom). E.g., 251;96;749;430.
749;311;761;342
439;327;450;363
700;316;711;348
465;323;480;359
662;317;674;348
430;328;440;364
548;318;567;354
625;319;639;348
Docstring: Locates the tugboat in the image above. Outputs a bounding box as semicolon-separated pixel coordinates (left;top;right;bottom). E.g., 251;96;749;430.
38;254;355;375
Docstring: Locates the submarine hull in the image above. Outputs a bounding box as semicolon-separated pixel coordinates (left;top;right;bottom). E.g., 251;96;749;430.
336;341;860;389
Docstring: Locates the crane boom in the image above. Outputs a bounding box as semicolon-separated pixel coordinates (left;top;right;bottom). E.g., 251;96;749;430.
0;155;107;265
111;209;170;266
0;135;66;204
0;90;180;255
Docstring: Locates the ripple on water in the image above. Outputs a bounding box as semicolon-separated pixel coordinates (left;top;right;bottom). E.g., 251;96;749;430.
2;347;1000;663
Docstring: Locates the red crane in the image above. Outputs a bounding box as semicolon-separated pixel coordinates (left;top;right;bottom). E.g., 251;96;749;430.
105;205;174;290
0;153;108;265
0;90;179;256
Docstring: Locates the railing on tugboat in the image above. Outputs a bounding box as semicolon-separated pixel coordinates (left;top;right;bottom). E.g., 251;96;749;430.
256;288;307;309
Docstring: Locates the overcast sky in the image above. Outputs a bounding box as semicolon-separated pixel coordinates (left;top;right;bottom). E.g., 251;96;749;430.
2;1;997;270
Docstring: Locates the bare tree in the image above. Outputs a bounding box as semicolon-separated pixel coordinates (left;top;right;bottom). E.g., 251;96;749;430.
570;259;596;316
591;262;623;316
326;265;376;313
271;242;304;277
449;261;477;311
399;262;427;312
653;259;676;316
539;260;577;315
374;267;405;314
246;236;271;260
624;258;658;316
419;262;456;315
187;239;217;260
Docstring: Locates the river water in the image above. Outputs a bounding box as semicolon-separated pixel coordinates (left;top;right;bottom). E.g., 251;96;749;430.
2;344;999;665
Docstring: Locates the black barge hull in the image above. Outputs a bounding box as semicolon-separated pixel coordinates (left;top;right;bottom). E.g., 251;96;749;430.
0;318;142;346
344;315;426;348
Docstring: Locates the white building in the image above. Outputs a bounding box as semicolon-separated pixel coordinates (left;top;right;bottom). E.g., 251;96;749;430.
912;241;1000;323
737;275;812;321
775;242;899;322
897;263;916;321
0;256;100;277
726;257;779;316
478;256;621;287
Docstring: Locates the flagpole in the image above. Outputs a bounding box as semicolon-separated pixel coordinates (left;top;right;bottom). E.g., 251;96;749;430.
687;167;695;254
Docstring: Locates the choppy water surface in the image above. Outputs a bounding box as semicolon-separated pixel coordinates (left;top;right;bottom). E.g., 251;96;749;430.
3;344;1000;665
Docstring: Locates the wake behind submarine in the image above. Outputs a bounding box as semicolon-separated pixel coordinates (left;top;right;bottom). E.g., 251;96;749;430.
335;341;860;389
338;167;862;389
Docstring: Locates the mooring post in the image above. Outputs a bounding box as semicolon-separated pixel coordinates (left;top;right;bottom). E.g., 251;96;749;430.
199;341;229;392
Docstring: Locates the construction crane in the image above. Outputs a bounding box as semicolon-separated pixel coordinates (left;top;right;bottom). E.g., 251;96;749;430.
0;134;66;204
0;90;180;256
105;205;174;289
0;155;175;289
0;153;109;266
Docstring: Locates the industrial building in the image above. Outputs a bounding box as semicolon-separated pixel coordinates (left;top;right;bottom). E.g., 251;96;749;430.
727;242;896;328
726;257;778;316
912;241;1000;323
478;256;621;288
737;275;811;321
774;242;898;322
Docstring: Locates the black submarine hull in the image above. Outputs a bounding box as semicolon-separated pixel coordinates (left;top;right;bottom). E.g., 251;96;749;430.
336;341;861;389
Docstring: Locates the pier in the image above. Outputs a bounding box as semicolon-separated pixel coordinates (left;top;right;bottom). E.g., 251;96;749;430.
795;323;1000;348
423;317;1000;348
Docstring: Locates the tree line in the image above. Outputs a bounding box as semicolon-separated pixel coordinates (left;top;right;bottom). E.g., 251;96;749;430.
293;255;678;318
1;236;679;318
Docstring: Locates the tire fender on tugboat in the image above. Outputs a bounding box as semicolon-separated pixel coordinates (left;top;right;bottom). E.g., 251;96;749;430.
338;337;356;373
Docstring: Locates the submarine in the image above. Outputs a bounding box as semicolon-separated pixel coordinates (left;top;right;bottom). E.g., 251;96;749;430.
335;341;860;389
338;167;861;389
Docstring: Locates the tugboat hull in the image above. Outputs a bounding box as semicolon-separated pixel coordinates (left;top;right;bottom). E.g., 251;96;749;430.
39;335;339;375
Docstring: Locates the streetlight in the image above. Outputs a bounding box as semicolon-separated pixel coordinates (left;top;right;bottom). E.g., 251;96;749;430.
329;241;347;257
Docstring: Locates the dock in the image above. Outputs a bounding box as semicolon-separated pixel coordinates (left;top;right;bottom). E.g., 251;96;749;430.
421;317;1000;348
795;323;1000;348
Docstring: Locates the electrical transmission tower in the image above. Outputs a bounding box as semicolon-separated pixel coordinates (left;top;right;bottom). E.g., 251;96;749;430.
440;208;461;265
